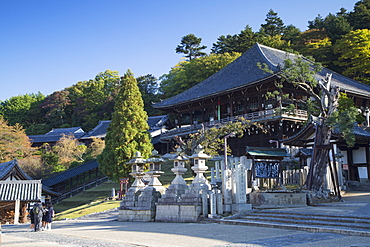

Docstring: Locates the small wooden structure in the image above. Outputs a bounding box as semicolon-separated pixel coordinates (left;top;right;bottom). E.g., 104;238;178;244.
0;180;41;224
246;146;290;189
0;159;58;224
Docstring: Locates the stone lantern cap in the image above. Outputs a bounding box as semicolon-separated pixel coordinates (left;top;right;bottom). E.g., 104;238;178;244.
170;147;188;162
189;144;211;159
127;151;146;165
146;150;164;164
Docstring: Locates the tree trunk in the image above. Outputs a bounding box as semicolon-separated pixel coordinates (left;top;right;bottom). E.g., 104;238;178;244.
307;123;332;191
306;84;339;192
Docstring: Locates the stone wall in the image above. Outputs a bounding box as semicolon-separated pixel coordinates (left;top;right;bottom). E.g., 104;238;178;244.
155;204;202;222
250;192;307;208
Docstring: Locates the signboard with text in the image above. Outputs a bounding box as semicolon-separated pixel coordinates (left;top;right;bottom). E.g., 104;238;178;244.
254;160;280;178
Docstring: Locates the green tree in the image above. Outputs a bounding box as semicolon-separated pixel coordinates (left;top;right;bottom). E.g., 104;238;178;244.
67;70;120;130
282;24;301;44
98;70;153;182
182;117;255;156
211;25;259;54
257;35;291;50
260;54;359;192
0;93;45;129
260;9;286;36
40;90;72;128
136;74;162;116
308;9;352;44
348;0;370;30
176;34;207;61
160;53;241;98
334;29;370;84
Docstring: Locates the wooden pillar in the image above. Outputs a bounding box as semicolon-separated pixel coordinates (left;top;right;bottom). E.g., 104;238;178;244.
177;112;181;127
69;178;73;197
258;91;263;111
14;199;20;224
347;148;358;181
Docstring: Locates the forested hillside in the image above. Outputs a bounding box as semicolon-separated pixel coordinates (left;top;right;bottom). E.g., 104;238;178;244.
1;0;369;135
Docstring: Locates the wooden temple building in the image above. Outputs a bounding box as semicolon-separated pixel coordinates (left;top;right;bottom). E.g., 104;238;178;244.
0;160;59;224
153;43;370;183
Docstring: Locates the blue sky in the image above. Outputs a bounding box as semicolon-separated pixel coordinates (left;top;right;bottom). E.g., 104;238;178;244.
0;0;358;102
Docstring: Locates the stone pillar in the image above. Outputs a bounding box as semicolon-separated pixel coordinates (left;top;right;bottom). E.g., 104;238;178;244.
222;159;232;214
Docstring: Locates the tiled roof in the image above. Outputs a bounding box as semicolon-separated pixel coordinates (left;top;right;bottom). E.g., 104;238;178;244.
29;127;86;143
0;160;60;196
81;121;110;139
42;159;100;187
81;115;169;140
154;43;370;109
294;148;313;158
246;146;290;158
0;159;33;180
0;180;42;201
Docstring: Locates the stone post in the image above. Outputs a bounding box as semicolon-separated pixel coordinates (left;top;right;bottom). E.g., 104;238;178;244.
222;159;232;214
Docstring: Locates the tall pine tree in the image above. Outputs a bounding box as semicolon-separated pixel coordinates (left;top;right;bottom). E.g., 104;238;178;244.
260;9;286;36
97;70;153;182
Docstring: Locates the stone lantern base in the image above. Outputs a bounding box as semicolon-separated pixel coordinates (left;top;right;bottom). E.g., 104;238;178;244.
155;204;202;222
118;186;161;222
118;208;156;222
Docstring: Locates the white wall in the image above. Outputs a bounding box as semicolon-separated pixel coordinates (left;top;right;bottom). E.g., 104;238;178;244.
353;147;367;164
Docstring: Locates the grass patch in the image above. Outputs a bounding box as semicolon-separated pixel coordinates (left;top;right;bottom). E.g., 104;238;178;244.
53;180;120;217
53;160;217;220
54;200;120;220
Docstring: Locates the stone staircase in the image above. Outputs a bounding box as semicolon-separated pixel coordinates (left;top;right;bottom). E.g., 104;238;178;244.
220;210;370;237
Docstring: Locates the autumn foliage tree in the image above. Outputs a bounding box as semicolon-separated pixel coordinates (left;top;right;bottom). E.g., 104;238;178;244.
51;134;87;172
98;70;153;182
0;118;35;162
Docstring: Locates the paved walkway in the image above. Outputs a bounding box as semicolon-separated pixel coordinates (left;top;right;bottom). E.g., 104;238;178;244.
1;191;370;247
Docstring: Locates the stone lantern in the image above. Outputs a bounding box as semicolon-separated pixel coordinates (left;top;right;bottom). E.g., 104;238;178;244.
189;144;211;189
170;147;188;186
127;151;146;193
145;150;165;194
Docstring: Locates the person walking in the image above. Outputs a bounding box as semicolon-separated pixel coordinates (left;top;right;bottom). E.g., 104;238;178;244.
33;200;44;232
28;205;35;232
45;202;54;231
41;202;48;230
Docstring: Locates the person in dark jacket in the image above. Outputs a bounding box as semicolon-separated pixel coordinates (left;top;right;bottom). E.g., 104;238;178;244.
28;205;35;232
41;202;48;230
33;200;44;232
45;202;54;231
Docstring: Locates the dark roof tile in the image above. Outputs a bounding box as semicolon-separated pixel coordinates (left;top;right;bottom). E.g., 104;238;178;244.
154;43;370;109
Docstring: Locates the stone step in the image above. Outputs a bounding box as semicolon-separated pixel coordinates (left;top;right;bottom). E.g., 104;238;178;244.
220;211;370;237
240;215;370;231
246;211;370;225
